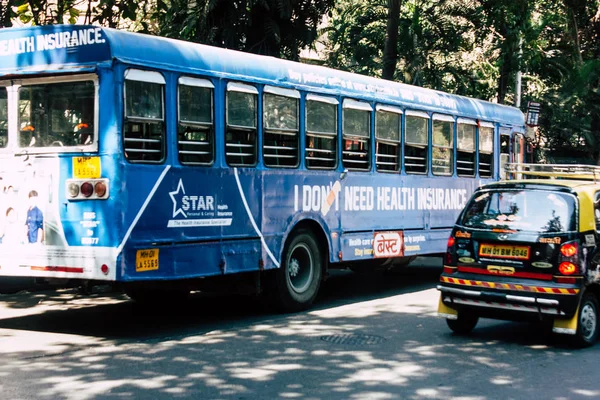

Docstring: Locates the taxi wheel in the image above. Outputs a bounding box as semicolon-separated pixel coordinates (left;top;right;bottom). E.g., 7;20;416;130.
446;313;479;335
574;293;599;348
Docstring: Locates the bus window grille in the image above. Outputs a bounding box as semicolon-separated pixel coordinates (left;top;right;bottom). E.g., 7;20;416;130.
457;151;475;176
343;137;369;171
263;130;298;168
376;141;399;172
404;144;427;174
479;153;493;178
306;133;336;169
178;125;214;165
124;121;164;162
226;129;256;166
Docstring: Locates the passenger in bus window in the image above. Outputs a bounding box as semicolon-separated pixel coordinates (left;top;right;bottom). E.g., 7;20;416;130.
75;123;93;145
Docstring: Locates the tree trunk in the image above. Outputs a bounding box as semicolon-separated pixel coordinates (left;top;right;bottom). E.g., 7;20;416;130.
382;0;401;80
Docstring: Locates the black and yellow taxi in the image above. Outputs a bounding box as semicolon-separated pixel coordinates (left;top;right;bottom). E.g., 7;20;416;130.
438;164;600;347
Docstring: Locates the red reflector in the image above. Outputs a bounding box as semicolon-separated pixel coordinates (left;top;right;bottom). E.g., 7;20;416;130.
555;276;577;284
101;264;109;275
560;243;578;257
95;182;107;197
443;266;456;274
558;262;577;275
81;182;93;197
447;236;455;248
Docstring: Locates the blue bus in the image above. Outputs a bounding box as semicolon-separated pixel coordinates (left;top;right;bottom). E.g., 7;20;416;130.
0;25;525;310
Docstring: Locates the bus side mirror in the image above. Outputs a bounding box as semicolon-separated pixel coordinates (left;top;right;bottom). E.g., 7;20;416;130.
340;169;348;181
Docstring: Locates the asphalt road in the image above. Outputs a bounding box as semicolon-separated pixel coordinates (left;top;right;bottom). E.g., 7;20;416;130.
0;258;598;400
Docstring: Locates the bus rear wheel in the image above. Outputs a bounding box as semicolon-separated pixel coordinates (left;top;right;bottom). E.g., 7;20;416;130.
273;231;322;312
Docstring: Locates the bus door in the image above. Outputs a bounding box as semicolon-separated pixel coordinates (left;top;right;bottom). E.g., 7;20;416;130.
499;128;511;179
513;133;525;164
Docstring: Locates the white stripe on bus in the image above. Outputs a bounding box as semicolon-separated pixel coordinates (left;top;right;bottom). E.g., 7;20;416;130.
117;165;171;254
234;167;280;268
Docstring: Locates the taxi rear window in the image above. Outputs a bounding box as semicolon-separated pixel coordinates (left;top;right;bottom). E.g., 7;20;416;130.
461;189;577;233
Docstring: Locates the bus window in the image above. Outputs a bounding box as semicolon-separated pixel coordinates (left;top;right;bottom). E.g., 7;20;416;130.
18;79;95;148
0;87;6;148
479;122;494;178
404;111;428;174
342;99;371;171
226;82;257;166
124;70;165;163
177;77;214;165
457;118;476;177
432;114;454;176
263;86;299;168
305;94;337;170
375;104;401;172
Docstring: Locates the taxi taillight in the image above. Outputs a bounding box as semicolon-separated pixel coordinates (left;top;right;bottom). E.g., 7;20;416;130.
445;235;456;265
66;179;110;200
557;241;580;276
560;243;578;257
558;262;577;275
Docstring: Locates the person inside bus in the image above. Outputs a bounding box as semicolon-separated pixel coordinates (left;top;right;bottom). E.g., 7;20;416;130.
20;124;37;147
75;122;93;145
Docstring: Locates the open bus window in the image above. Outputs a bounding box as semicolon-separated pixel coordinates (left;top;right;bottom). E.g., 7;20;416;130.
0;87;7;148
306;95;337;170
375;105;401;173
124;72;165;163
457;119;476;177
178;78;214;165
342;99;371;171
479;124;494;178
432;114;454;176
226;83;257;166
17;80;95;148
405;112;428;174
263;87;299;168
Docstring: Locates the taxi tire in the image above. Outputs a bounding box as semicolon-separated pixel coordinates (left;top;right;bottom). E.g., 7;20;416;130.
573;293;599;348
272;231;322;313
446;313;479;335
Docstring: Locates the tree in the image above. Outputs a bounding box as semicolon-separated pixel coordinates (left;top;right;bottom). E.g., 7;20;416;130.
152;0;335;60
382;0;400;80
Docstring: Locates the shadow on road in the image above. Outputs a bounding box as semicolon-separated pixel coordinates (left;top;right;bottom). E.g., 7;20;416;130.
0;258;597;400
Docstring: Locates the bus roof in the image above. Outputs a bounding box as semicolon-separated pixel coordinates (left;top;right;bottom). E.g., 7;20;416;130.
0;24;525;126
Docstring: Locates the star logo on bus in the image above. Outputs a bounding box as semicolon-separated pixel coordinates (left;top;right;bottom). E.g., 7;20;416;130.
169;179;187;218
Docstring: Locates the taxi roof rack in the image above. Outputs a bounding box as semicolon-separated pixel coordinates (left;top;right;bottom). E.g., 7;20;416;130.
505;163;600;181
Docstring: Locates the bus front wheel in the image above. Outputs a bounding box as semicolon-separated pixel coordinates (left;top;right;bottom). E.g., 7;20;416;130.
273;231;322;312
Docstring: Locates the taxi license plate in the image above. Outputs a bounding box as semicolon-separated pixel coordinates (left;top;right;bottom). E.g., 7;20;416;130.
136;249;159;272
478;244;530;260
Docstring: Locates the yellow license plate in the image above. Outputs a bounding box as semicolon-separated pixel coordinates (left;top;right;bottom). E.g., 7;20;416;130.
73;156;101;179
136;249;159;272
479;244;530;260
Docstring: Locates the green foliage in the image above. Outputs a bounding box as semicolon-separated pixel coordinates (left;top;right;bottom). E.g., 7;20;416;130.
149;0;334;59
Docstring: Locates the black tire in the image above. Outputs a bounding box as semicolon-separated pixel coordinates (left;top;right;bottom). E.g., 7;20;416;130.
272;231;322;312
446;312;479;335
573;293;599;348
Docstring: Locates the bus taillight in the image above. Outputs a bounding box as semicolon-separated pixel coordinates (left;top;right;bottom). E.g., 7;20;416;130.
66;179;110;200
